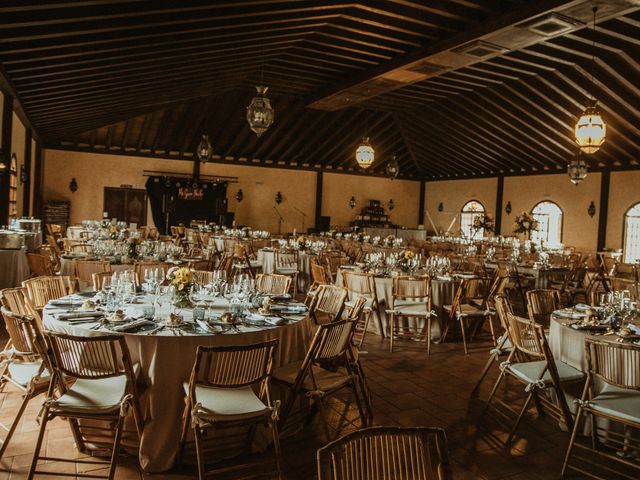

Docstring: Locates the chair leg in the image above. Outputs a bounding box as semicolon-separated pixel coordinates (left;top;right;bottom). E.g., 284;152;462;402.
193;424;206;480
427;317;431;356
389;312;395;353
177;400;192;464
472;352;499;394
0;391;30;458
269;417;284;480
374;306;386;339
482;370;506;417
459;317;469;355
27;406;50;479
487;314;496;345
506;392;534;445
561;405;585;478
107;413;126;480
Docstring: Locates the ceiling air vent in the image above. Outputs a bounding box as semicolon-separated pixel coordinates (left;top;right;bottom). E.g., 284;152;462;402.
452;40;508;59
520;12;583;36
406;61;446;76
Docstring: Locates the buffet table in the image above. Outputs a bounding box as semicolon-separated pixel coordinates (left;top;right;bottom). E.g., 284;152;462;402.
0;248;30;288
43;295;312;472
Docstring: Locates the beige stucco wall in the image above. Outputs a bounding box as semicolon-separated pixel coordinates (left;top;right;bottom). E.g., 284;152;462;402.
322;173;420;229
43;150;322;233
424;178;497;234
502;173;601;253
607;171;640;251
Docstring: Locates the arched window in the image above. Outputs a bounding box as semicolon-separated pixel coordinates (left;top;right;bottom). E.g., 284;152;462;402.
460;200;485;239
623;203;640;263
8;153;17;221
531;201;563;246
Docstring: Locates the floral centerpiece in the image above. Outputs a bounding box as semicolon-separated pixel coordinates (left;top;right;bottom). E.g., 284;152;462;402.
398;250;419;275
296;235;307;250
513;211;539;238
167;267;194;308
472;214;495;236
384;235;396;248
109;225;120;240
127;237;141;260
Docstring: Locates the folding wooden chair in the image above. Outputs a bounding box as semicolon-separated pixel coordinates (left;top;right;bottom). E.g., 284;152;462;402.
317;426;452;480
387;276;435;354
179;340;282;480
0;309;50;458
29;333;143;480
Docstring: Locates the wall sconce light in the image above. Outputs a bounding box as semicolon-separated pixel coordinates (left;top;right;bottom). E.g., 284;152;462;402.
505;201;512;215
437;202;443;212
19;164;27;185
235;189;244;202
388;199;395;211
69;177;78;193
588;201;596;218
275;191;283;204
0;151;6;172
349;196;357;209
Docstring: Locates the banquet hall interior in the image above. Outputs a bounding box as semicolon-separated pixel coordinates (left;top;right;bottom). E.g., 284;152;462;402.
1;1;640;479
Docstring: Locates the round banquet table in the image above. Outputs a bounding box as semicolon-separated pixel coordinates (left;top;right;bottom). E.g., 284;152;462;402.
335;268;463;338
257;249;316;292
43;295;312;472
0;248;30;289
548;314;640;439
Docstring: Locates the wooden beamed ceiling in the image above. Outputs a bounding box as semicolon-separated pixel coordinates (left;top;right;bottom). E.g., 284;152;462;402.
1;1;639;180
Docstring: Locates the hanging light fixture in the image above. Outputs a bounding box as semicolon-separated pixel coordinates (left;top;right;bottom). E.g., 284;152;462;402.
568;153;588;185
385;155;399;179
355;137;375;169
246;86;274;137
574;7;606;154
349;196;357;209
196;134;213;162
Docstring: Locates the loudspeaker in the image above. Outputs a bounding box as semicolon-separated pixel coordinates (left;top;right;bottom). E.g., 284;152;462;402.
317;216;331;231
224;212;235;227
162;194;176;214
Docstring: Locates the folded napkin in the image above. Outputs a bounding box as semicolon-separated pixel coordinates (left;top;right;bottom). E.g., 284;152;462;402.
111;319;155;332
555;310;587;319
265;316;286;326
49;299;83;307
57;311;104;321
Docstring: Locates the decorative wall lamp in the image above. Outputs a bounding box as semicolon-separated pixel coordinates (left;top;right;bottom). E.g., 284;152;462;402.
438;202;443;212
235;189;244;202
388;199;395;211
196;134;213;162
0;151;6;172
275;191;283;204
505;201;512;215
588;201;596;218
349;196;357;209
69;178;78;193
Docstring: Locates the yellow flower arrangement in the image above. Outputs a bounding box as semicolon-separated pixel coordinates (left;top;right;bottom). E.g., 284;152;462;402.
168;267;193;292
403;250;415;260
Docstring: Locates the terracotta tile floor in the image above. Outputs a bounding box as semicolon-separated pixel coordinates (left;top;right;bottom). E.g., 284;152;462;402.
0;332;581;479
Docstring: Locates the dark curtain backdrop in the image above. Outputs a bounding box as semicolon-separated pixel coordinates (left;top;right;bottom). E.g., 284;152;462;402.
145;177;228;234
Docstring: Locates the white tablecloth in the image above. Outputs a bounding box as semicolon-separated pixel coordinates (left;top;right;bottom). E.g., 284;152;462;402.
0;248;30;288
257;249;316;292
43;296;312;472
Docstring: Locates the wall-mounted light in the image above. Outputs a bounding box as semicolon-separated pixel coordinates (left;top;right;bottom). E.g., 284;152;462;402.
235;189;244;202
275;191;283;204
437;202;443;212
69;178;78;193
349;196;357;209
388;199;395;211
0;151;6;172
505;201;512;215
588;201;596;218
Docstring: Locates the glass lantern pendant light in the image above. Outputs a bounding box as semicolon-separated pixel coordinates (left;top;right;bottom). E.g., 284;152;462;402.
196;134;213;162
385;155;399;179
568;153;588;186
355;137;375;169
246;86;274;137
574;7;606;154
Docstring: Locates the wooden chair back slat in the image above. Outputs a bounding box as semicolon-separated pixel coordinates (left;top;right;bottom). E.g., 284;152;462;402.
255;274;291;296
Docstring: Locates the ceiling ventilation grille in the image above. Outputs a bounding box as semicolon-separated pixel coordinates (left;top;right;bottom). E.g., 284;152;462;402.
520;12;584;36
452;40;508;59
